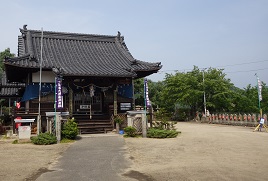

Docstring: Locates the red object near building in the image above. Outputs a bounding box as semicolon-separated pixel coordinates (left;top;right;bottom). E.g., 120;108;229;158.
16;102;20;109
15;117;22;129
15;122;21;129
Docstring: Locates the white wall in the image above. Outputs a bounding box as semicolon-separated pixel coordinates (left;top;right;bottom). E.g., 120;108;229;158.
32;71;55;83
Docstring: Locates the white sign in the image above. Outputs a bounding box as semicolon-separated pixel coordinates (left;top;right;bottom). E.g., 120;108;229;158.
14;119;35;123
80;105;91;109
120;103;131;111
18;126;31;139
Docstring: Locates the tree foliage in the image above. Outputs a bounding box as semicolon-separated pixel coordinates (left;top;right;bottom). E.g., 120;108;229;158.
134;78;164;108
0;48;15;119
158;66;235;115
136;66;268;120
134;78;144;106
261;83;268;113
0;48;15;70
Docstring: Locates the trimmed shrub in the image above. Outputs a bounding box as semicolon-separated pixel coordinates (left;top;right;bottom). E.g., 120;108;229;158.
31;133;57;145
61;118;78;140
147;128;180;138
114;116;124;124
124;126;137;137
12;139;19;144
153;120;176;130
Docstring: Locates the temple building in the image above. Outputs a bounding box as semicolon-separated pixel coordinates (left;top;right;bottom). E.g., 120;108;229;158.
2;25;162;133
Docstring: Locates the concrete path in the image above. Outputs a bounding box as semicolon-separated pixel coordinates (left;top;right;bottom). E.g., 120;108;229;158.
36;134;130;181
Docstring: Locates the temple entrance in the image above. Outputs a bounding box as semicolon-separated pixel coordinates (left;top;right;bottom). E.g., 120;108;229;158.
73;92;102;114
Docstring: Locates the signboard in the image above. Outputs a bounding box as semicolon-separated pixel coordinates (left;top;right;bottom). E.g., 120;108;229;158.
56;78;63;109
80;105;91;109
14;118;35;123
18;126;31;139
120;103;131;111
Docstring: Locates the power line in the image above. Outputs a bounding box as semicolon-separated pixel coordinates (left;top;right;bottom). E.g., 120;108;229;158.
225;67;268;74
214;60;268;68
157;60;268;73
158;69;192;73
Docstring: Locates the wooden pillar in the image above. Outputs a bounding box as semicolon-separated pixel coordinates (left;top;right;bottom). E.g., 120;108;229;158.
69;87;73;117
25;101;29;113
132;78;135;110
149;106;153;128
113;86;118;116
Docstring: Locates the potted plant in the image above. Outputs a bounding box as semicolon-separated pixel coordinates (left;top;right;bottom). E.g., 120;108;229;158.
114;116;123;134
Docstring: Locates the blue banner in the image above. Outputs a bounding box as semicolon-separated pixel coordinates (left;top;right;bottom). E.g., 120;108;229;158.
118;84;133;98
21;84;54;102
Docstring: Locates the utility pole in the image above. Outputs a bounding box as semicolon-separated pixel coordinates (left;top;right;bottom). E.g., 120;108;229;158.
37;28;44;135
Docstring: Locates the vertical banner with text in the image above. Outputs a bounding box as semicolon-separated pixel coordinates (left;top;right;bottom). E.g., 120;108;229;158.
56;78;63;109
256;75;262;116
257;77;262;102
144;78;151;108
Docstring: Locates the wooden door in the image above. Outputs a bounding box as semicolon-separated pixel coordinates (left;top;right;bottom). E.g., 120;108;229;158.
73;92;102;113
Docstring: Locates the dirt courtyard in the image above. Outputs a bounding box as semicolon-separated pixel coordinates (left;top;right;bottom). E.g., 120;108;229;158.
124;122;268;181
1;122;268;181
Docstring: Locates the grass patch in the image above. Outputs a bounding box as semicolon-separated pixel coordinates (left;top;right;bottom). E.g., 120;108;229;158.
123;134;142;138
12;139;32;144
60;138;76;143
12;139;19;144
1;135;11;139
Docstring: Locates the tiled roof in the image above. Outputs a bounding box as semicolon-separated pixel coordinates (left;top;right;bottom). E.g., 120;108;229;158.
4;25;162;80
0;72;25;97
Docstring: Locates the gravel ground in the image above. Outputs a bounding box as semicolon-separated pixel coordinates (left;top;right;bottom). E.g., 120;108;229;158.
124;122;268;181
0;138;71;181
1;122;268;181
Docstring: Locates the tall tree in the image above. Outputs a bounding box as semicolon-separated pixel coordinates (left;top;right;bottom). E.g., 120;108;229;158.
260;83;268;113
0;48;15;74
159;66;203;113
159;66;235;116
148;80;164;108
134;78;164;108
134;78;144;106
203;67;234;112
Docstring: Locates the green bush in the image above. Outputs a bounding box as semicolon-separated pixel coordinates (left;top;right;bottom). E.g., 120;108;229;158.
153;120;176;130
147;128;180;138
31;133;57;145
124;126;137;137
12;139;18;144
61;118;78;140
114;116;124;124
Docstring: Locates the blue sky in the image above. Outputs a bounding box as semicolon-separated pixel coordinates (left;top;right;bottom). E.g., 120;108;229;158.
0;0;267;88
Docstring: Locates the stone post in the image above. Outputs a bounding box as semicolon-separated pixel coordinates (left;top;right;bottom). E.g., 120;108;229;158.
142;112;147;138
56;114;61;143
